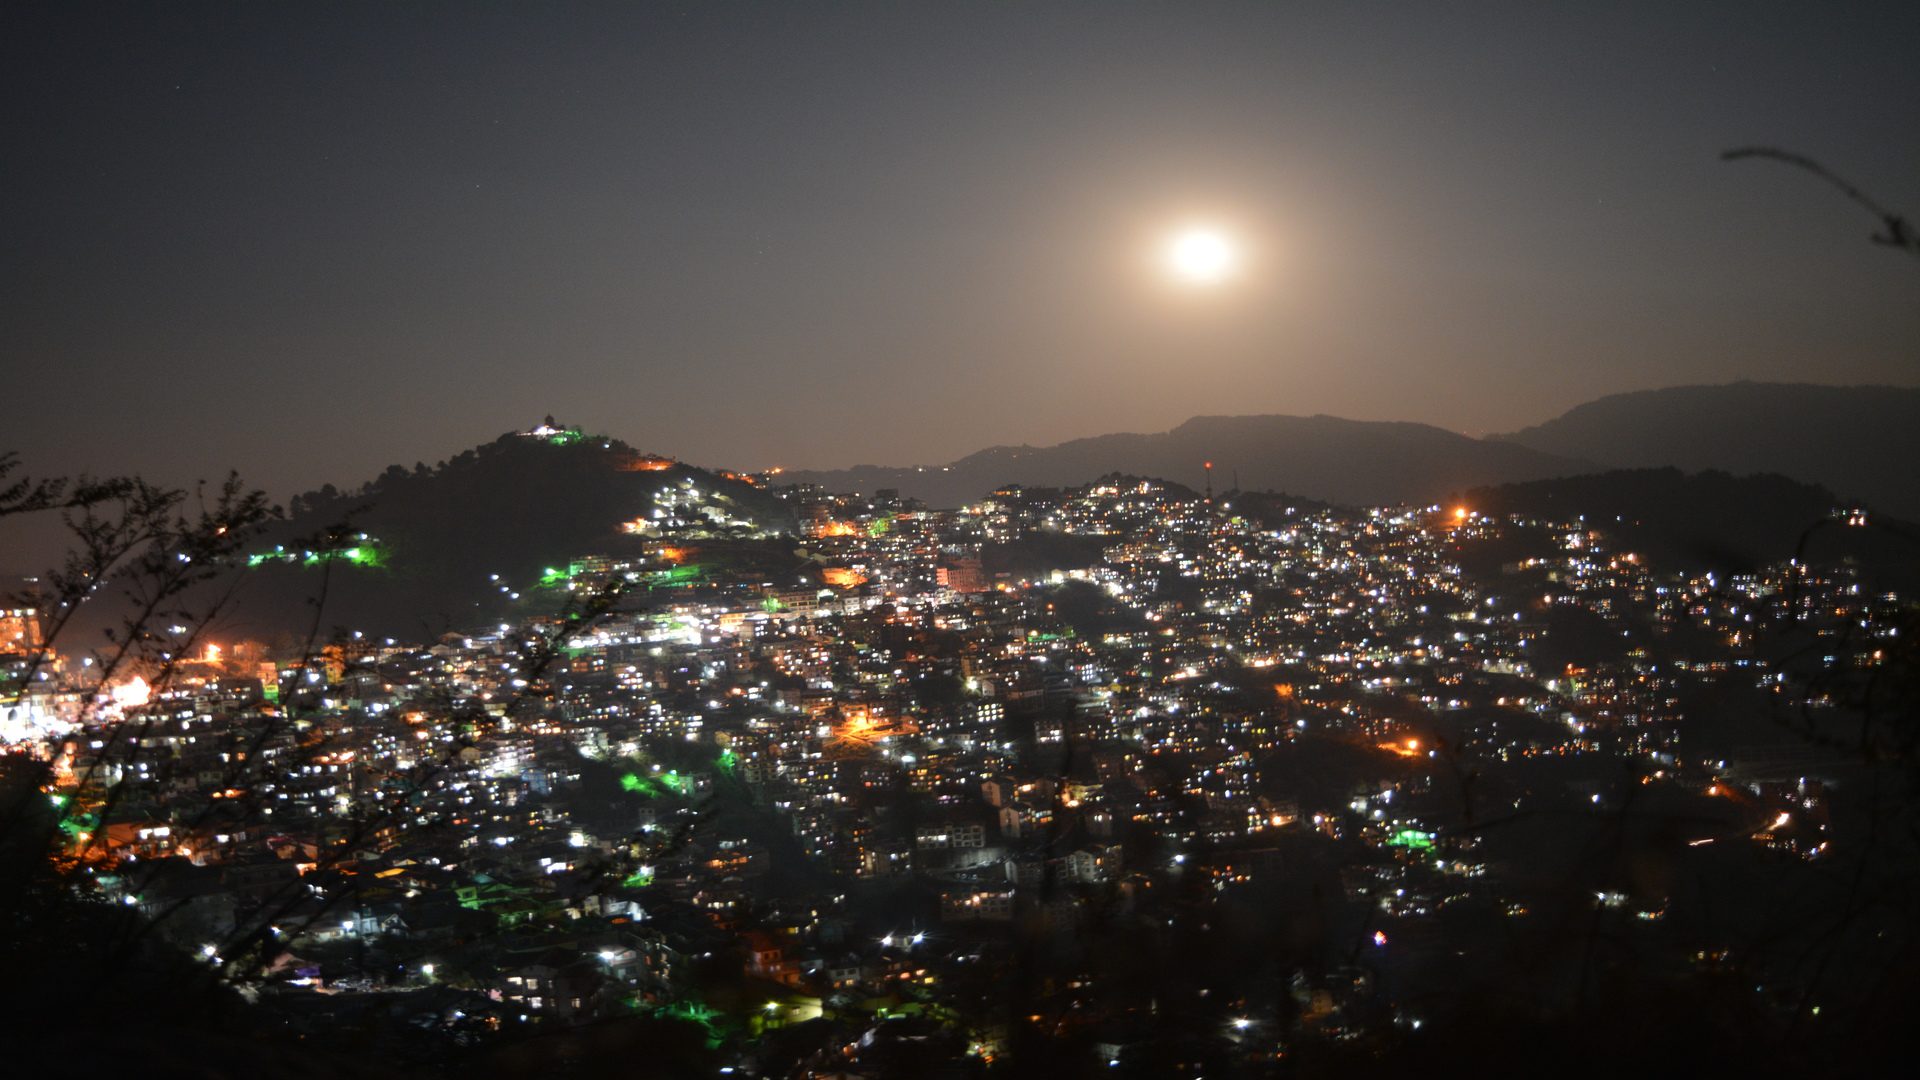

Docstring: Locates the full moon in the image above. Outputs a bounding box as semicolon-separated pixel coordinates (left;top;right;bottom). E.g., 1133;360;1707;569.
1167;227;1236;284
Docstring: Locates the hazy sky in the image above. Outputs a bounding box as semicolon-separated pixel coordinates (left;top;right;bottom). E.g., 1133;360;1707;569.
5;1;1916;502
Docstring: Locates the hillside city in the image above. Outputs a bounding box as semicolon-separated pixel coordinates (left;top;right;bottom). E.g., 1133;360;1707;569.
0;423;1905;1076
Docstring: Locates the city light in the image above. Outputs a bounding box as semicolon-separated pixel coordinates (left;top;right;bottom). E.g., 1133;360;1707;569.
6;419;1883;1065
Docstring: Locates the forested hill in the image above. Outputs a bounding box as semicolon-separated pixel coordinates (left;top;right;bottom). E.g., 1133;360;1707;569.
214;426;795;640
1494;383;1920;517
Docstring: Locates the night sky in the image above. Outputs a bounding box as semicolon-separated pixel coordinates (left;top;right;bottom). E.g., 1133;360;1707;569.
5;1;1916;502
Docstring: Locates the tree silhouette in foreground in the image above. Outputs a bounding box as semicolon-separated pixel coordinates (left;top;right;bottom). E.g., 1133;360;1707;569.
1;454;700;1074
1723;146;1918;259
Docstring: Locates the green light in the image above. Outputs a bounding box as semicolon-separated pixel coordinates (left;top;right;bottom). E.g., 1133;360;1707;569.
621;867;654;889
346;544;385;568
716;748;736;775
621;771;683;798
646;563;703;588
618;768;695;795
247;537;385;570
1387;829;1435;851
58;811;99;840
648;1000;725;1049
868;515;892;537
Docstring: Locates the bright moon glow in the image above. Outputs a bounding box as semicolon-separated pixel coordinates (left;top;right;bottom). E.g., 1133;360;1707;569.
1168;228;1236;284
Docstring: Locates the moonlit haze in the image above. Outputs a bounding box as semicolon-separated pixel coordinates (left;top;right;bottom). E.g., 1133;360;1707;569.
3;1;1916;506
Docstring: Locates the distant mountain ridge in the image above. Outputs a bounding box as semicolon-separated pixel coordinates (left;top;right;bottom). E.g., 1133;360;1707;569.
789;414;1597;508
788;382;1920;513
1494;382;1920;516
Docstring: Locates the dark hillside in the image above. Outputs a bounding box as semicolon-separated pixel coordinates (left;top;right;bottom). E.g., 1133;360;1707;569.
216;427;794;639
1495;383;1920;517
1460;467;1919;589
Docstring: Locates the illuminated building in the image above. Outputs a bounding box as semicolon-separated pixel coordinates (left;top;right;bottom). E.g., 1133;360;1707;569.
1;605;41;654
